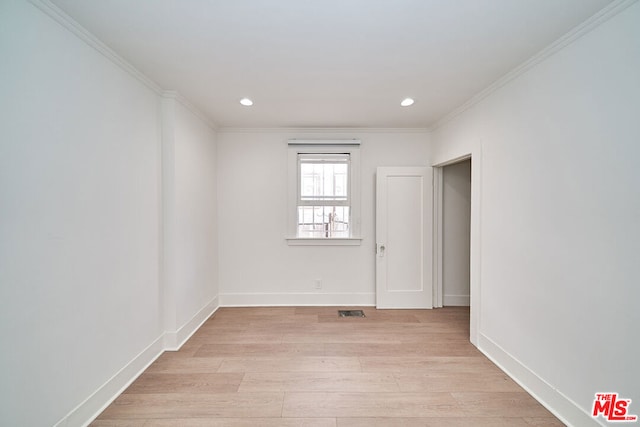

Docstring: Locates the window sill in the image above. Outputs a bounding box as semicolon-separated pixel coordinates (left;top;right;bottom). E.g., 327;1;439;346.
286;237;363;246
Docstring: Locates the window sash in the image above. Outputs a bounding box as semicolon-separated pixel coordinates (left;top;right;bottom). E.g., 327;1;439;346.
297;153;350;206
297;205;350;238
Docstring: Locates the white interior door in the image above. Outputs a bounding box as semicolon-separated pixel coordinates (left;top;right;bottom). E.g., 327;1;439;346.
376;167;433;309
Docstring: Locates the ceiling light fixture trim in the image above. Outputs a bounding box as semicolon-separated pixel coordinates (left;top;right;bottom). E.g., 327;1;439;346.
401;98;415;107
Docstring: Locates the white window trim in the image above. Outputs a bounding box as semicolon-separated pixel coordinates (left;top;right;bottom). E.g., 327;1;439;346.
286;140;362;246
286;237;362;246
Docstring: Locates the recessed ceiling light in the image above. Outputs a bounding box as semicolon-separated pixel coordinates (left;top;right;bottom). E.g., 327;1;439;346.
400;98;415;107
240;98;253;106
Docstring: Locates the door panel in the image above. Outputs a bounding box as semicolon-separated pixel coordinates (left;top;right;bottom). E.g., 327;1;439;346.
376;167;432;309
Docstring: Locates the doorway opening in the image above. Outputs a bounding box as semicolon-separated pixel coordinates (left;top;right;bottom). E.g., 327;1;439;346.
433;154;479;344
440;159;471;307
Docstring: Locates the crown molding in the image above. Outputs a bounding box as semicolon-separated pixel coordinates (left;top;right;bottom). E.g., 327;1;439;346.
27;0;163;94
28;0;218;131
162;91;218;131
217;127;431;134
431;0;639;131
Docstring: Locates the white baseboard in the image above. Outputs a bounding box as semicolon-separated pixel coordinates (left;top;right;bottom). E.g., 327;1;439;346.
54;334;165;427
443;294;470;306
164;296;219;350
220;292;375;307
478;333;599;427
56;296;219;427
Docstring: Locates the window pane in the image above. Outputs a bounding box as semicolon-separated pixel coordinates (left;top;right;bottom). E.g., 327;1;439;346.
300;161;348;202
298;206;349;238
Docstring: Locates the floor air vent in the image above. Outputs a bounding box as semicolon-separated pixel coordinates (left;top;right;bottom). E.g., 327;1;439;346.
338;310;365;318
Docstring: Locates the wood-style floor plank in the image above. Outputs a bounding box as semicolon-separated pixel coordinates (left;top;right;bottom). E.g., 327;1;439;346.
93;418;337;427
91;421;147;427
92;307;563;426
144;355;223;374
323;342;479;357
144;418;337;427
186;332;285;345
334;417;555;427
393;372;523;392
97;393;284;419
194;343;326;357
124;373;243;394
239;372;399;392
359;355;503;374
453;391;559;418
217;356;362;373
282;392;459;417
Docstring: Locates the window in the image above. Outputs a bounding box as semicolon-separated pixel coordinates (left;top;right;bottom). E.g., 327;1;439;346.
287;140;361;245
298;153;350;238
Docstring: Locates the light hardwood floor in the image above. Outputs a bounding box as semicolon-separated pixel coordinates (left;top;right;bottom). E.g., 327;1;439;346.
92;307;564;426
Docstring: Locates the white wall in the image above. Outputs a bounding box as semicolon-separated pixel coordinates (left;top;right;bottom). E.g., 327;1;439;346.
217;130;430;305
0;2;219;426
432;2;640;425
0;1;162;426
162;95;219;348
442;159;471;306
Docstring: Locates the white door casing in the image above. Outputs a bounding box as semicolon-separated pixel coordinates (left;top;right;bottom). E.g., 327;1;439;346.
376;167;433;309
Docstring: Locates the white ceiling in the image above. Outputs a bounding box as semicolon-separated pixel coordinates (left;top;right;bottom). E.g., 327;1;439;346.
50;0;612;129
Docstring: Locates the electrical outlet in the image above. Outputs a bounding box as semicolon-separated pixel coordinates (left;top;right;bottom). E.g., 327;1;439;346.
314;279;322;289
